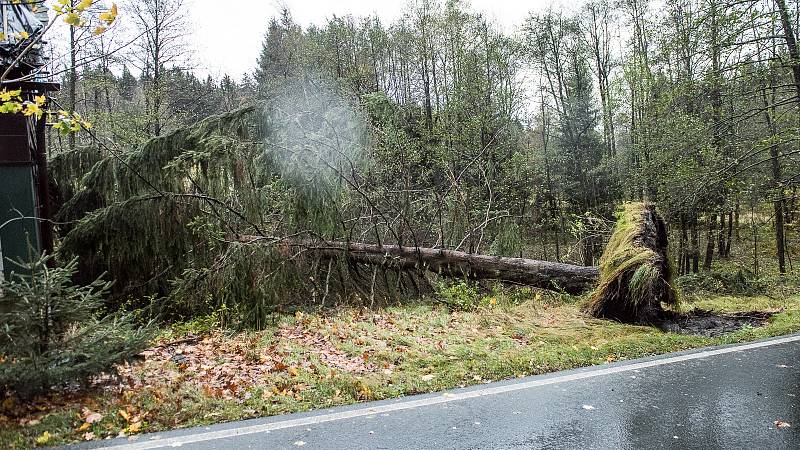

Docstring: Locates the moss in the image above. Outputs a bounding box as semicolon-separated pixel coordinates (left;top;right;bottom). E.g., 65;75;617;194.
586;202;678;323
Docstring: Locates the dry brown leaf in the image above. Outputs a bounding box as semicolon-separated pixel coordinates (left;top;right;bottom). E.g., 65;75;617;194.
775;420;791;429
118;409;131;422
84;411;103;424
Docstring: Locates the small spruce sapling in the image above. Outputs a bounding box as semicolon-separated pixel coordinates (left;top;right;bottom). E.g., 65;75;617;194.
0;254;150;398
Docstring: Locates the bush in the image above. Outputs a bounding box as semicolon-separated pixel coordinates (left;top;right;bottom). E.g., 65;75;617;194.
436;280;481;311
0;255;151;398
676;268;762;296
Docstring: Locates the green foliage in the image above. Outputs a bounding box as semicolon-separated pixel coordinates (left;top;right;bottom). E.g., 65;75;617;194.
677;269;761;296
436;280;481;311
0;255;150;398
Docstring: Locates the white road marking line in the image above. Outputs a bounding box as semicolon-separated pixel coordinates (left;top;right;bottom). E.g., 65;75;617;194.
99;334;800;449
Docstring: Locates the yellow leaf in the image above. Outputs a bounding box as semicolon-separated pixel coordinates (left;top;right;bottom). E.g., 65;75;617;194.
93;26;107;36
22;103;41;118
99;4;117;25
128;421;142;433
288;366;299;377
18;31;29;40
0;89;21;102
76;422;91;432
34;95;46;106
118;409;130;422
77;0;93;12
64;12;81;26
35;431;51;445
0;32;5;41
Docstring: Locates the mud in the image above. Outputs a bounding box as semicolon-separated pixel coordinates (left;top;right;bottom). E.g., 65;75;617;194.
656;309;775;337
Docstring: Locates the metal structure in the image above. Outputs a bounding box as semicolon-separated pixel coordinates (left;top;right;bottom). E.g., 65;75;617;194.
0;3;57;281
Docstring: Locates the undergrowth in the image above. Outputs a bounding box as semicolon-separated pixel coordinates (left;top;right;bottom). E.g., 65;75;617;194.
3;290;800;448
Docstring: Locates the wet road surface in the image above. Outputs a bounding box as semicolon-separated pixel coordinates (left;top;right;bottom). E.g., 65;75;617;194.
75;334;800;449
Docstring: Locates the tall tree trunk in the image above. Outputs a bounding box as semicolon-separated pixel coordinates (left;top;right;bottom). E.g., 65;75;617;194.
725;211;734;257
68;8;77;153
704;214;717;271
717;212;727;259
775;0;800;102
775;0;798;274
691;212;700;272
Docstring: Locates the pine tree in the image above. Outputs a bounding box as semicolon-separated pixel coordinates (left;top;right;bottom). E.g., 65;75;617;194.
0;255;150;398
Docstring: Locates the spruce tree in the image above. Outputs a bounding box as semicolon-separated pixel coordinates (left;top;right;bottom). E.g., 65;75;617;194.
0;255;150;398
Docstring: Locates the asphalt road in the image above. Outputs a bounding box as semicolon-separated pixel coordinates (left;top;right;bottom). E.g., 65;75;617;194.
74;334;800;450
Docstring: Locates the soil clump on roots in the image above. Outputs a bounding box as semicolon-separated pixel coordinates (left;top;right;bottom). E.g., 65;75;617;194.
586;202;678;324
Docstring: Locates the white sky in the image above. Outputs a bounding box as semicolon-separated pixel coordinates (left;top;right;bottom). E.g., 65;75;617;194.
183;0;575;81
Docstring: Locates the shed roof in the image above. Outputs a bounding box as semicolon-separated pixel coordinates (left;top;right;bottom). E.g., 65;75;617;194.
1;3;48;71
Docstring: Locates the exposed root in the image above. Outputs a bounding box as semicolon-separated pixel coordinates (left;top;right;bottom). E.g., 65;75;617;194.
585;202;678;324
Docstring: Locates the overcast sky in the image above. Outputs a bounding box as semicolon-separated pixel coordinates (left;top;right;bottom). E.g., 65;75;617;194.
183;0;577;81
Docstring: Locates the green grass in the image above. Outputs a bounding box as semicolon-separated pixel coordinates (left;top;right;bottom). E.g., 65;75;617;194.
3;292;800;448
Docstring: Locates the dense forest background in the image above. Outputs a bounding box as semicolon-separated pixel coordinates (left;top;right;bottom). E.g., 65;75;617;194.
47;0;800;326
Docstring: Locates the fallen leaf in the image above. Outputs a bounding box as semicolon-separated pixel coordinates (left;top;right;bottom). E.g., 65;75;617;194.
85;411;103;424
118;410;131;422
128;421;142;433
76;422;91;432
288;366;300;377
35;431;51;445
83;432;95;441
775;420;791;429
420;374;435;382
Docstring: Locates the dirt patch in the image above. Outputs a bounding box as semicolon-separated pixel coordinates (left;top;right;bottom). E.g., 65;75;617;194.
657;309;776;337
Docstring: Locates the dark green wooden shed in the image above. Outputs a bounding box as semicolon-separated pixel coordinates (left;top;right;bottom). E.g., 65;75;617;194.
0;82;58;282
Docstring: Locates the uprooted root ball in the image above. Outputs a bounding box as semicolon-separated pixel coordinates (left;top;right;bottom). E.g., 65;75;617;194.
585;202;678;324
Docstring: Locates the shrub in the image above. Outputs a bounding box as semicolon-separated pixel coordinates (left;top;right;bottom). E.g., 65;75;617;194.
0;255;151;398
676;268;762;296
436;280;481;311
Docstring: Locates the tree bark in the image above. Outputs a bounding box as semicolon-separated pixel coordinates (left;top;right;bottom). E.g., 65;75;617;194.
691;212;700;273
704;213;717;271
235;236;599;294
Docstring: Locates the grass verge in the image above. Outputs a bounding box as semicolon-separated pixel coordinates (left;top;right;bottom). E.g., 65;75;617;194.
3;293;800;448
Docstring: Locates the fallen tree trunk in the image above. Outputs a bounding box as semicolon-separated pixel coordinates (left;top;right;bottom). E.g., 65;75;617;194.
235;203;676;324
235;236;599;295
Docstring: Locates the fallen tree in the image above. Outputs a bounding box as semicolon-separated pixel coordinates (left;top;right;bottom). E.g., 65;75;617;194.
235;236;600;295
237;203;675;324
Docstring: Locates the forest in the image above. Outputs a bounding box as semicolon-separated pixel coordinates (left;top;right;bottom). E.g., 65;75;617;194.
3;0;800;446
43;0;800;319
